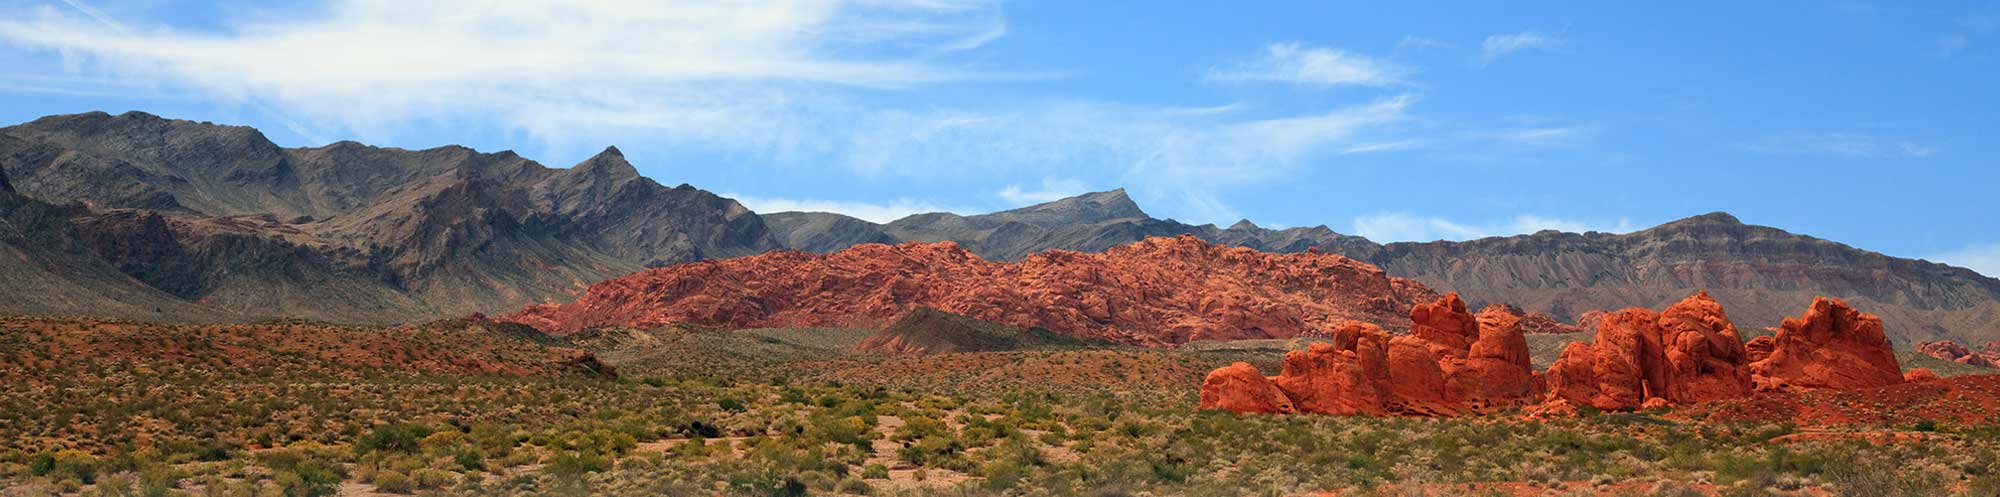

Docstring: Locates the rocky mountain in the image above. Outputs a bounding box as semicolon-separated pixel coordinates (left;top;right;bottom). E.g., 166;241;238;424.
766;188;1377;261
768;192;2000;346
502;235;1439;346
0;111;778;323
1368;212;2000;347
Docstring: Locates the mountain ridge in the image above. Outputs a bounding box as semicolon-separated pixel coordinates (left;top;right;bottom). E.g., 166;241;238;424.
0;111;779;324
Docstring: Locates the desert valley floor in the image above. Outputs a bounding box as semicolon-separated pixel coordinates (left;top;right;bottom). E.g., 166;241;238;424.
2;305;1999;497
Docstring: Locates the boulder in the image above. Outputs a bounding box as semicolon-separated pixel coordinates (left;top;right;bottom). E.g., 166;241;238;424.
1903;368;1941;383
1199;362;1296;414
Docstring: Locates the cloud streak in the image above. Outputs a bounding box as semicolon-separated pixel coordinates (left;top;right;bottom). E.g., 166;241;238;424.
1749;131;1938;159
1479;31;1563;65
1207;43;1403;87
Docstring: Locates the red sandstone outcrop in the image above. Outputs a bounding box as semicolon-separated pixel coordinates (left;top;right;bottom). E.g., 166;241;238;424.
1199;363;1295;414
1914;340;1998;368
1539;291;1754;410
503;235;1437;346
1747;297;1904;392
1655;291;1755;404
1205;292;1922;417
1203;293;1537;416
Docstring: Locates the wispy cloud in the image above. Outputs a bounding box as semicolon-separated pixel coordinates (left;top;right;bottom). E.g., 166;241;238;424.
996;177;1090;205
0;0;1019;147
1479;31;1564;65
727;194;967;223
1749;131;1938;159
1352;212;1637;242
1932;243;2000;278
1397;36;1450;51
1207;43;1403;87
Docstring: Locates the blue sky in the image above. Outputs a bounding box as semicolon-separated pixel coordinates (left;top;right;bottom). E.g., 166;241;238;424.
1;1;1996;276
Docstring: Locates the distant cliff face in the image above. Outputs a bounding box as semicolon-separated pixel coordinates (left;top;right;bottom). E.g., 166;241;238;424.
0;111;780;324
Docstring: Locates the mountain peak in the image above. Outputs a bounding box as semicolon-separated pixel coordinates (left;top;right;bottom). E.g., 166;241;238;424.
981;188;1149;228
1685;211;1742;225
1650;211;1745;232
1228;219;1260;231
572;146;639;179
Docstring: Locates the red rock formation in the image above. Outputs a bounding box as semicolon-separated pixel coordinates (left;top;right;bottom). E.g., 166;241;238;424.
1748;297;1904;392
1210;293;1538;416
1198;363;1295;414
1904;368;1941;383
503;235;1437;346
1478;303;1583;334
1543;291;1753;410
1914;340;1998;368
1655;291;1754;405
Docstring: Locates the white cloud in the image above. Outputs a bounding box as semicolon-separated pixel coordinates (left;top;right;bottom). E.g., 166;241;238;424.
1478;126;1592;148
1397;36;1450;51
727;194;965;224
1207;43;1402;87
996;177;1090;205
1933;244;2000;278
1479;31;1563;65
1750;132;1938;159
0;0;1016;147
1352;213;1637;243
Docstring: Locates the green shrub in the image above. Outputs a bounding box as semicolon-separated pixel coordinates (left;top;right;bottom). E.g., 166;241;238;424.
546;451;610;477
277;459;344;497
861;463;889;479
409;468;456;489
835;476;872;495
50;450;99;484
371;471;415;494
357;424;434;455
454;449;486;471
27;451;54;477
